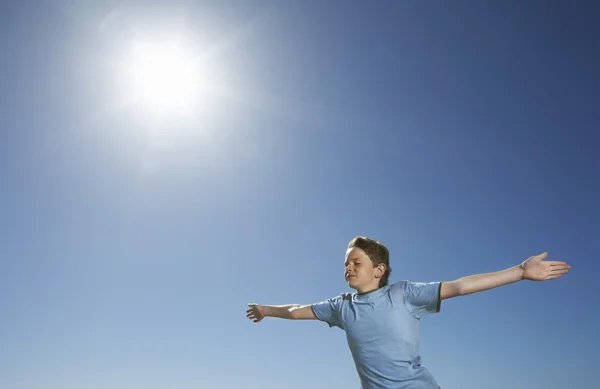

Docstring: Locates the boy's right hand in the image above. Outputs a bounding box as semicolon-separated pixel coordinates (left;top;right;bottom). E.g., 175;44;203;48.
246;303;265;323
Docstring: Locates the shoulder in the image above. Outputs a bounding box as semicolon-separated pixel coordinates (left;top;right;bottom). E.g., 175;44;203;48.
315;292;352;307
387;280;415;302
388;280;409;294
333;292;353;305
331;292;354;310
389;280;408;288
329;292;353;300
390;280;440;290
324;292;352;300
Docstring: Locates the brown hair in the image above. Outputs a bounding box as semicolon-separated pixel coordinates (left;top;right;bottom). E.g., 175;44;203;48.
347;236;392;287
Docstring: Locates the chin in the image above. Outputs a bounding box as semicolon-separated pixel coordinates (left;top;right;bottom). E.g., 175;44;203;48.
347;280;360;289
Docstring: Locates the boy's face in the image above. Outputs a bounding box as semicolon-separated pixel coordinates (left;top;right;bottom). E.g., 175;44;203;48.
344;247;385;293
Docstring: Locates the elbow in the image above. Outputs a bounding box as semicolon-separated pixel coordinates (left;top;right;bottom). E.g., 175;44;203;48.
287;307;299;320
456;280;476;297
455;281;466;296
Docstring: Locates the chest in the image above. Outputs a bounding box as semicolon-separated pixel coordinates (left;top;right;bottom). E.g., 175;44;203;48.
341;299;417;343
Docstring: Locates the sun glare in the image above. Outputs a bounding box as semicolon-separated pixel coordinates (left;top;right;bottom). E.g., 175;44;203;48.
123;39;204;117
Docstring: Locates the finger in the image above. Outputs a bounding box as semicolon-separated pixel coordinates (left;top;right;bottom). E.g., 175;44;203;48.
537;252;548;261
246;312;254;318
547;274;563;279
550;268;570;275
548;261;569;266
550;266;571;272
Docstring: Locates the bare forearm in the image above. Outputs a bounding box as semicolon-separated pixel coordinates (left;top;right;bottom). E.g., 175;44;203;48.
261;304;302;319
457;265;524;296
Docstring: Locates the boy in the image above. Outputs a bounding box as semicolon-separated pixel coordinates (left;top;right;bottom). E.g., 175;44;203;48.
246;236;571;389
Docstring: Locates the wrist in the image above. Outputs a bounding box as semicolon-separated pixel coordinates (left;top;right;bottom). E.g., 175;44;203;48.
261;305;272;317
517;262;526;280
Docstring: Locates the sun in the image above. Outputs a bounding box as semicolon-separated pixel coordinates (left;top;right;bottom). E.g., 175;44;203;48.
122;39;205;117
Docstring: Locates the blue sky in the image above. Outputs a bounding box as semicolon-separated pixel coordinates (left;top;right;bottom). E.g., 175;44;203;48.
1;1;598;388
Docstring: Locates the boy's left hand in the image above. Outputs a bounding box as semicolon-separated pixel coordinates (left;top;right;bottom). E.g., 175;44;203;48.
521;252;571;281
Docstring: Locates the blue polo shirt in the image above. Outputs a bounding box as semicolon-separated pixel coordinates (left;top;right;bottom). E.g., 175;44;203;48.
311;280;442;389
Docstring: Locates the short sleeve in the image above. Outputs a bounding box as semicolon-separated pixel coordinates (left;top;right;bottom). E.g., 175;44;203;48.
402;281;442;319
311;295;345;329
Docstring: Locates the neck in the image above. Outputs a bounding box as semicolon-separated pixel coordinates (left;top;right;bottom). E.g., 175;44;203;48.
356;284;381;295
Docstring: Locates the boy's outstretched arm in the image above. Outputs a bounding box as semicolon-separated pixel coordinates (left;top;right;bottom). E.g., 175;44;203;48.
246;303;317;323
440;252;571;300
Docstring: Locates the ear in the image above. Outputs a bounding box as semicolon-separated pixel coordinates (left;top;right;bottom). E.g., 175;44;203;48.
375;263;386;278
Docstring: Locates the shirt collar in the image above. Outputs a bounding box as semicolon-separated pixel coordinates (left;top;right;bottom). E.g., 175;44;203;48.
352;285;389;304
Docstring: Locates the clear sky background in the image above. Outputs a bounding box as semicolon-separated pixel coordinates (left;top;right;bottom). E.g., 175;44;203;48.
1;1;598;389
